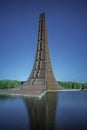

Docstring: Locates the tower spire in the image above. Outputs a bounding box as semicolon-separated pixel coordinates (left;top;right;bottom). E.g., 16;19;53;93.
21;13;63;91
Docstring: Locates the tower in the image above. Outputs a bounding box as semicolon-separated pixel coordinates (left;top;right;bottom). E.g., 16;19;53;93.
0;13;63;97
21;13;63;91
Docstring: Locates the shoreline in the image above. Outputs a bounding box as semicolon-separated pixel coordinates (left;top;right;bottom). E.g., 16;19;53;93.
0;89;86;98
0;91;47;98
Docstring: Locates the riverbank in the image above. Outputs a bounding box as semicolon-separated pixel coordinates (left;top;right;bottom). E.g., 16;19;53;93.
0;80;87;98
0;80;87;90
0;89;46;98
0;88;86;99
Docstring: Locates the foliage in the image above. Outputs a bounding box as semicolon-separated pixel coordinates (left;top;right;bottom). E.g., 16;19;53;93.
0;80;21;89
58;81;87;90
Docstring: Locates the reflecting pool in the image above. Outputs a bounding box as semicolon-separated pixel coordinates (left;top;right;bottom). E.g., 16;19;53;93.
0;91;87;130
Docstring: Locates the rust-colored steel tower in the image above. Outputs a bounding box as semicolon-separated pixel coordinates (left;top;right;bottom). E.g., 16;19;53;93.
21;13;62;91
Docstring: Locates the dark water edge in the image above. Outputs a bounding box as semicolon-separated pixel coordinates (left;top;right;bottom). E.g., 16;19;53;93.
0;91;87;130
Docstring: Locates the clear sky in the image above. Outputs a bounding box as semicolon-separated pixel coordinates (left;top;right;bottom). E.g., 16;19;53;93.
0;0;87;82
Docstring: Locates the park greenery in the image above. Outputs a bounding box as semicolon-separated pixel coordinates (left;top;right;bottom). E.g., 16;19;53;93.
0;80;87;90
58;81;87;90
0;80;21;89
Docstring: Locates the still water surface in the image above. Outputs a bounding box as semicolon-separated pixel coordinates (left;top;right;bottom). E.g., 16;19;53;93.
0;91;87;130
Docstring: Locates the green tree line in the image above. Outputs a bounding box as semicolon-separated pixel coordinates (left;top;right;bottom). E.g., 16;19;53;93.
58;81;87;90
0;80;21;89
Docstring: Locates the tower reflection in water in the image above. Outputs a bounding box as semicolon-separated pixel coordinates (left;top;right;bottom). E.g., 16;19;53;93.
24;92;58;130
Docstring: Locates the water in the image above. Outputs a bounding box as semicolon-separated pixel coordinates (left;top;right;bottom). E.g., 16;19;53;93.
0;91;87;130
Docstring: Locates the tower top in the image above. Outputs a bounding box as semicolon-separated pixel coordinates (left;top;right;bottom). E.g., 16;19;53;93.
40;13;45;20
40;12;45;16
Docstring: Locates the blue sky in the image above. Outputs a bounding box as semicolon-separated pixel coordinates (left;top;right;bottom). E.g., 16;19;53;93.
0;0;87;82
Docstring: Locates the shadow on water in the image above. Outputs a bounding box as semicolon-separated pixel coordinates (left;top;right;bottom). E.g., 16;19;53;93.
23;92;57;130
